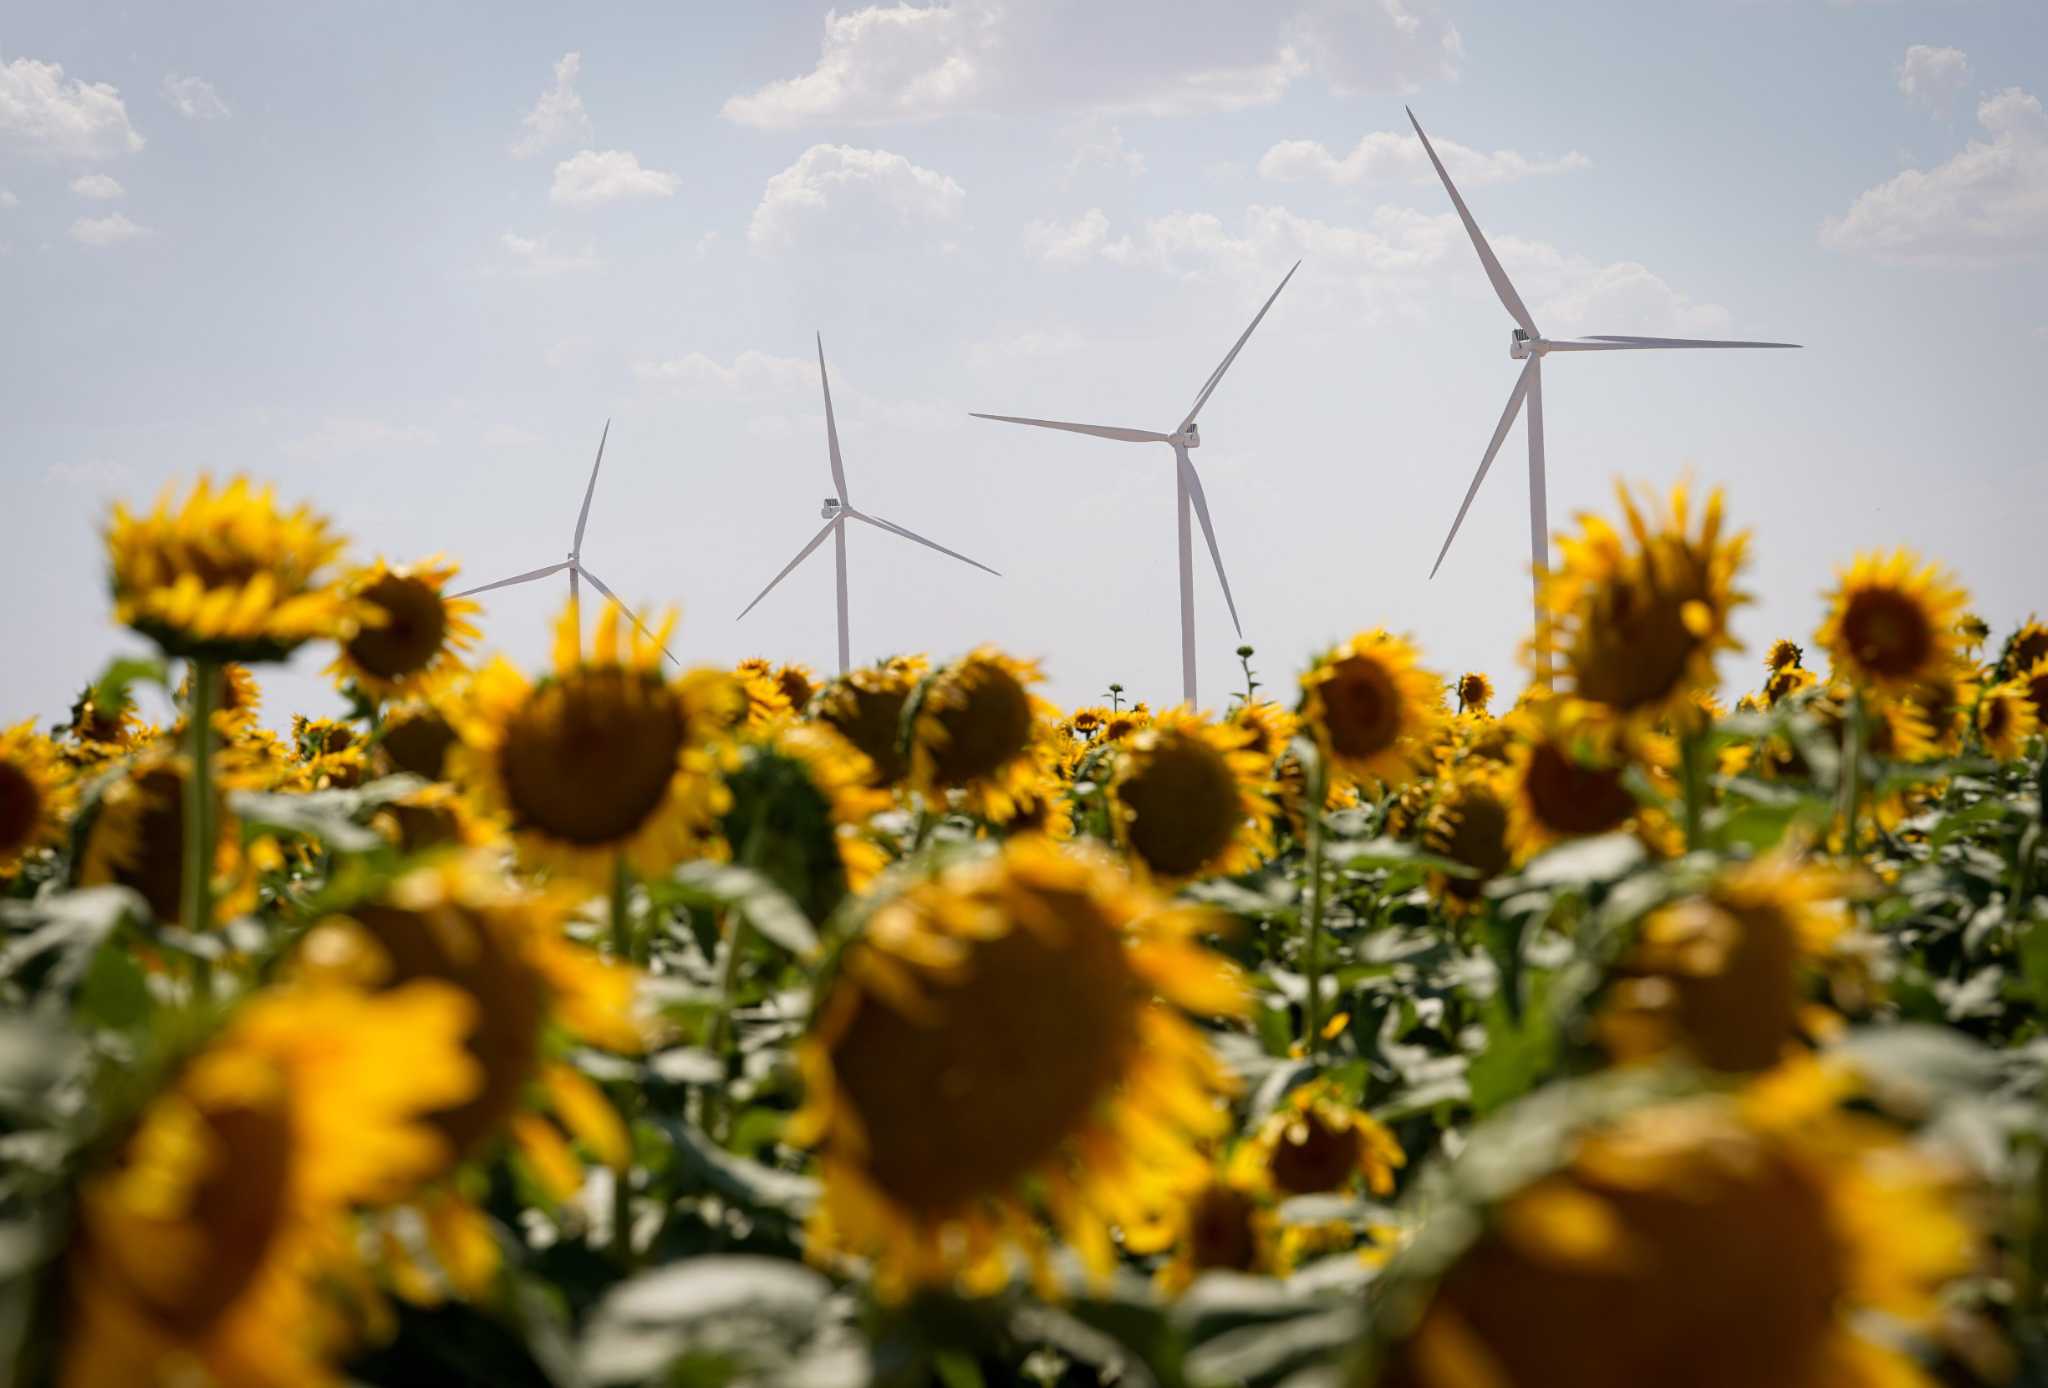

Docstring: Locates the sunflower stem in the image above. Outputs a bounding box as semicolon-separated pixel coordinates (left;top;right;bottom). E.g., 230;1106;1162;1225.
609;853;634;963
1302;752;1330;1060
1679;728;1707;851
607;853;638;1266
181;658;219;990
1839;691;1866;853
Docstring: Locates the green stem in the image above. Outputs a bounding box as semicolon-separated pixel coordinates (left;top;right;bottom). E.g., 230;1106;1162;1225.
608;854;637;1266
1839;692;1866;853
181;660;218;973
1679;728;1706;851
1303;753;1330;1060
609;854;634;963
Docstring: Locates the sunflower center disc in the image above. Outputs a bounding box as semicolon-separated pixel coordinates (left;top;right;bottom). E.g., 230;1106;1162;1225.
929;665;1032;786
1840;587;1934;681
1269;1112;1364;1195
821;686;910;787
499;668;685;845
1525;742;1636;838
382;710;457;781
1117;734;1242;878
0;761;41;855
1320;657;1402;762
347;574;450;681
1571;584;1701;712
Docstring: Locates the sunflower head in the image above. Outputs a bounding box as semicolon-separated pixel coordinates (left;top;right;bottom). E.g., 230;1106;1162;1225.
378;685;463;782
1244;1081;1405;1199
1999;617;2048;680
1505;701;1640;860
0;721;69;880
1956;611;1991;654
1100;703;1154;744
1904;666;1978;759
105;476;362;662
1817;550;1969;693
1765;639;1804;673
2020;657;2048;725
721;720;889;915
449;601;735;884
1299;631;1444;792
908;647;1054;818
810;655;928;788
1423;767;1514;912
1543;482;1749;739
64;681;143;753
1764;663;1817;708
1108;708;1274;881
1226;698;1298;764
327;556;480;702
790;838;1243;1298
1456;672;1493;715
1977;678;2040;761
76;749;233;927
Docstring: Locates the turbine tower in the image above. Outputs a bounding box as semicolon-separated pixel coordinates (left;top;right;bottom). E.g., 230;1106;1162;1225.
453;421;676;662
737;334;999;673
972;262;1299;706
1407;108;1799;684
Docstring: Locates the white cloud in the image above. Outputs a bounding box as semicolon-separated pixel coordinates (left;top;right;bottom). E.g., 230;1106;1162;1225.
0;189;17;209
549;149;678;208
1897;45;1971;113
511;52;592;158
720;0;1459;129
1066;120;1144;179
1022;208;1125;266
632;349;815;397
1259;128;1590;188
491;230;600;276
0;56;144;160
1821;87;2048;263
747;144;964;251
162;74;229;120
68;212;150;246
69;173;124;200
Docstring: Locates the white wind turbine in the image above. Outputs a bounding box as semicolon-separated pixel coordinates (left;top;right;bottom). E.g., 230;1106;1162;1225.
1407;107;1800;684
972;262;1299;706
452;421;677;663
736;334;999;674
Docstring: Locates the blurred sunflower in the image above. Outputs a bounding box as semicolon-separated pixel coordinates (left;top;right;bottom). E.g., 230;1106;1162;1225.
1904;667;1978;760
1423;768;1514;913
1240;1081;1404;1199
1543;482;1748;741
1955;611;1991;655
105;476;362;663
287;715;369;792
1227;698;1298;765
1504;702;1641;860
376;682;463;783
1764;663;1817;707
907;647;1055;821
1099;703;1154;744
449;602;735;885
1977;679;2039;762
0;721;69;880
734;658;818;727
76;748;245;928
1299;631;1444;793
1146;1175;1281;1291
809;656;928;789
1817;550;1968;694
326;558;479;703
176;663;264;740
2000;617;2048;680
1108;708;1274;881
62;683;149;764
2019;657;2048;726
1369;1068;1977;1388
60;980;480;1388
1600;854;1848;1073
1455;672;1493;716
1765;639;1804;673
722;719;890;916
790;838;1244;1298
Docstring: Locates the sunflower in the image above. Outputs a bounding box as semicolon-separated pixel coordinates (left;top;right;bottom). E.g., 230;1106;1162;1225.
59;979;481;1388
77;748;242;928
1504;702;1641;861
1976;679;2040;762
1765;639;1804;673
1817;550;1969;694
809;656;928;789
376;685;463;783
326;557;479;703
1422;768;1514;914
448;602;735;884
105;476;363;663
1956;611;1991;655
1299;631;1444;793
62;683;149;763
0;721;69;880
1240;1081;1404;1199
1227;698;1298;765
721;719;891;915
1542;482;1749;741
735;658;818;727
2019;657;2048;726
790;838;1245;1298
1369;1068;1977;1388
1599;854;1848;1073
1148;1175;1282;1290
1904;666;1978;760
1108;708;1275;881
1100;703;1154;745
1763;663;1817;708
1455;673;1493;716
2000;617;2048;680
907;647;1056;821
175;663;264;740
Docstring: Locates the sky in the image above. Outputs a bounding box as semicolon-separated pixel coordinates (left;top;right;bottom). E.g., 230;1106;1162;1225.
3;0;2045;728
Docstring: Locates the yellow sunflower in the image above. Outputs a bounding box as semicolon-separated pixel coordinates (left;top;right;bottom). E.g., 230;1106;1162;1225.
1765;639;1804;673
907;647;1056;822
1370;1066;1977;1388
2019;657;2048;726
790;838;1245;1299
62;682;150;764
1227;698;1299;765
722;719;891;911
1422;768;1514;914
808;656;928;789
1108;708;1275;881
326;557;480;703
76;748;245;928
0;721;69;880
1455;672;1493;716
448;602;735;885
734;658;819;727
1904;666;1978;760
1239;1081;1405;1199
1977;678;2040;762
2001;617;2048;680
1599;854;1848;1073
1817;550;1969;694
1504;701;1642;861
105;476;363;663
1299;631;1444;793
175;663;264;740
1543;481;1749;741
1956;611;1991;655
376;682;464;783
1764;663;1817;707
60;979;481;1388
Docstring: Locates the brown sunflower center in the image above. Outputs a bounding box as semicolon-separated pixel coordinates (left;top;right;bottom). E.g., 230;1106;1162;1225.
2028;671;2048;720
1569;581;1701;713
1438;788;1512;901
1269;1109;1364;1195
1186;1182;1262;1273
0;760;42;856
1656;899;1800;1073
499;667;685;845
1320;656;1403;762
2011;629;2048;674
95;766;191;925
818;684;911;787
1523;742;1636;839
346;574;449;681
927;663;1032;786
1115;733;1244;878
1983;694;2015;744
828;899;1138;1221
776;668;815;713
382;709;457;781
1839;587;1933;681
1457;674;1490;711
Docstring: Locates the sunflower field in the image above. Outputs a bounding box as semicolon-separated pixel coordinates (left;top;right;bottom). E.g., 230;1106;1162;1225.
1;472;2046;1388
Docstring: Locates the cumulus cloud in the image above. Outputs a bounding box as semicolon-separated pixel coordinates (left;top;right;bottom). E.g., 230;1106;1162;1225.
511;52;593;158
721;0;1459;129
1022;208;1124;265
1897;45;1971;114
162;74;229;120
549;149;679;207
69;173;124;200
1066;120;1144;179
68;212;150;246
0;56;144;160
1259;128;1589;187
747;144;964;250
1821;87;2048;263
632;349;816;397
490;230;600;277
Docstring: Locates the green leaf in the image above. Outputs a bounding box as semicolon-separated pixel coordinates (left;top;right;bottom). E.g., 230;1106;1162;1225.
659;862;818;958
656;1116;817;1217
1466;977;1559;1119
580;1256;833;1386
1515;833;1644;889
0;887;149;997
227;776;426;853
89;655;169;713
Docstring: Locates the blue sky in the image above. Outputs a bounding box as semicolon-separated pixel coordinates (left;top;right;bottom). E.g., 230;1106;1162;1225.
3;1;2044;724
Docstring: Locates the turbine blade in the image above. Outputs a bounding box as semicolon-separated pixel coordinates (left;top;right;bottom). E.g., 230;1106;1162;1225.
1430;358;1536;580
969;413;1171;444
736;520;838;620
1570;334;1803;350
1178;451;1240;637
851;511;1000;576
818;334;848;504
450;560;571;598
577;567;677;664
572;420;610;553
1406;108;1538;338
1179;259;1301;432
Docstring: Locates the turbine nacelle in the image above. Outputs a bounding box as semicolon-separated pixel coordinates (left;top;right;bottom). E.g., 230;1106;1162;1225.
1510;328;1536;361
820;497;843;521
1175;423;1201;449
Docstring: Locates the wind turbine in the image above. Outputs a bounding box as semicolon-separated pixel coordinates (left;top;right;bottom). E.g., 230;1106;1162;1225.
452;421;676;663
736;334;999;674
1406;107;1799;685
972;262;1299;706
